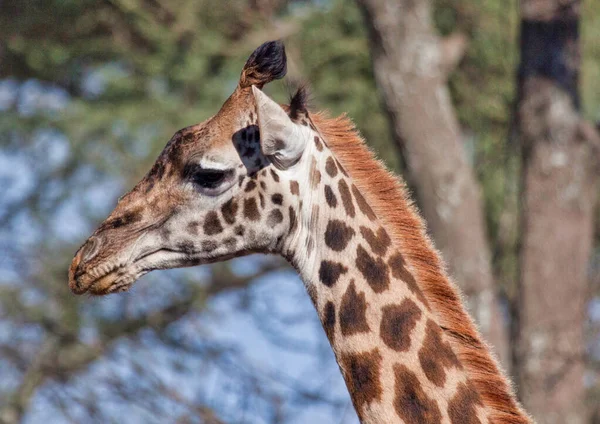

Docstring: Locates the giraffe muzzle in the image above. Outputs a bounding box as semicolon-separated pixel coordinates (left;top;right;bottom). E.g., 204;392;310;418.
68;235;116;295
68;232;193;296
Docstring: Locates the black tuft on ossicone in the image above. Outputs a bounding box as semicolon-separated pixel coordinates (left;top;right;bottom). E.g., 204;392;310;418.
239;40;287;89
289;85;309;121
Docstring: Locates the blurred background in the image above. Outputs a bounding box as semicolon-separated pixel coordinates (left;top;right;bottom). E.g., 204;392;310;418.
1;0;600;423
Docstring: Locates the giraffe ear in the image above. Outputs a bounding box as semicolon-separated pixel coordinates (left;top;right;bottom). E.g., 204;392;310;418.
252;86;307;168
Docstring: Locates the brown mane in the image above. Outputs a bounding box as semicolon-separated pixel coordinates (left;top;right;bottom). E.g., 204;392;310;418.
310;111;532;424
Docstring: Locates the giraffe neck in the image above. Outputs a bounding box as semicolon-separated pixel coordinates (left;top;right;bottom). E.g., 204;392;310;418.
282;132;488;424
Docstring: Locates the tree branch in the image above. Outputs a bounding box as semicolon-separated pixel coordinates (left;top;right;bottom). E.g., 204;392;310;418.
440;32;468;77
0;261;288;423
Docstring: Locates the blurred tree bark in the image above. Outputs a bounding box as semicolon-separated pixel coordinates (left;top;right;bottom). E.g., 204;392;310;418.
354;0;509;365
514;1;600;422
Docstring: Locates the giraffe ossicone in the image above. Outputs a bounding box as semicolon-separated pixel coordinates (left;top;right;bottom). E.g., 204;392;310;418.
69;41;532;424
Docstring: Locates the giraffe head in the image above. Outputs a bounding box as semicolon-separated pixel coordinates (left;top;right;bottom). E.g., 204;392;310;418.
69;41;314;295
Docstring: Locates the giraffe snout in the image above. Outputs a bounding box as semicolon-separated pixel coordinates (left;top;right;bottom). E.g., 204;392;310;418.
80;236;101;263
68;236;103;294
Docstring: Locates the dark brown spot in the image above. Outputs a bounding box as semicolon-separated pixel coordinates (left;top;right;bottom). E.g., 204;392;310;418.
311;170;321;188
338;180;355;218
380;299;422;352
290;180;299;195
393;365;442;424
260;181;266;190
324;185;337;208
201;240;217;252
419;320;462;387
259;192;265;208
340;280;370;336
203;212;223;235
325;157;338;177
306;283;318;306
234;225;245;236
288;206;298;234
322;301;336;342
324;220;355;252
267;209;284;226
314;136;324;151
339;349;383;421
310;157;321;189
360;227;391;256
448;382;483;424
388;251;429;307
271;193;283;205
352;184;376;220
318;260;348;287
223;237;237;249
181;131;196;144
270;169;280;182
244;197;260;221
186;221;200;235
221;199;238;225
177;240;195;254
356;245;389;293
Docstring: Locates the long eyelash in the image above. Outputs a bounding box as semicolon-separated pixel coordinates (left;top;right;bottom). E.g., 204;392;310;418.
182;163;200;179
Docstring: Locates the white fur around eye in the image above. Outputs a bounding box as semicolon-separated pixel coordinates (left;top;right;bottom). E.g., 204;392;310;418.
197;158;235;171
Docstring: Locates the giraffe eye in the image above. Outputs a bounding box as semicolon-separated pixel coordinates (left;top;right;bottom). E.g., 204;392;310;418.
184;163;235;195
191;170;227;188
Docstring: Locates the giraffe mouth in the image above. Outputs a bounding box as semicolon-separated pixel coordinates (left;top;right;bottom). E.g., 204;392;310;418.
87;268;141;295
71;246;225;296
70;248;189;296
71;262;146;296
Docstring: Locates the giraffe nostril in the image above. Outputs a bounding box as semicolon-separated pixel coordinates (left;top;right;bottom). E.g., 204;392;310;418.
81;236;102;263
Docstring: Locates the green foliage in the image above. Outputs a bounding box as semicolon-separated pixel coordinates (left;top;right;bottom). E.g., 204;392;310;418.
433;0;522;284
289;0;401;171
433;0;600;285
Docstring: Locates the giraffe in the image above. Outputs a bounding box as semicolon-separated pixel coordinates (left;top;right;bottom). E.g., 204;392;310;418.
68;41;532;424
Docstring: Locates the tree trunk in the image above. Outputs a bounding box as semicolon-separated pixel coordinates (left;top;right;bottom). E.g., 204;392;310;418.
355;0;509;365
515;1;599;422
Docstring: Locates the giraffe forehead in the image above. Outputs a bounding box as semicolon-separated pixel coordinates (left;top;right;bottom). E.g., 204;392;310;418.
147;123;253;185
163;90;258;161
